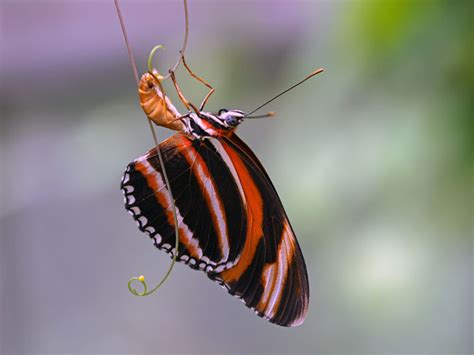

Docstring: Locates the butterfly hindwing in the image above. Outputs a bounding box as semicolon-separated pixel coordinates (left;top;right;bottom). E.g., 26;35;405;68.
121;132;309;326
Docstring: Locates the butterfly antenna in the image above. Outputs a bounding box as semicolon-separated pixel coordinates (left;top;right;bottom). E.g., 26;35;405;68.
245;112;276;119
246;68;324;117
114;0;181;296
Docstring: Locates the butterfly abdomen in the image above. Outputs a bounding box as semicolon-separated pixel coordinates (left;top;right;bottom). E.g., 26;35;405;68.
138;73;184;131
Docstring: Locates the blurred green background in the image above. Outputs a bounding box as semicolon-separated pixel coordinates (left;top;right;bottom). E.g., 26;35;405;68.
1;0;472;354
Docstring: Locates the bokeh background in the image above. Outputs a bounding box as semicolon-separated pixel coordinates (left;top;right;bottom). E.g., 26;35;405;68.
1;0;472;354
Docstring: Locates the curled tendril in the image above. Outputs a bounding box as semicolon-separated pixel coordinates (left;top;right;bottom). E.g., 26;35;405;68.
146;45;170;116
128;247;178;296
147;45;166;79
128;275;147;296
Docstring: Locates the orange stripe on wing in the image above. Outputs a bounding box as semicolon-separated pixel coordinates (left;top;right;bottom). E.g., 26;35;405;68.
219;142;264;283
257;220;295;319
134;159;203;260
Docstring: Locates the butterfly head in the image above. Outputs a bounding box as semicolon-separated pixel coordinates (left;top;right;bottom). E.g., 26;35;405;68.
216;109;246;128
185;108;246;139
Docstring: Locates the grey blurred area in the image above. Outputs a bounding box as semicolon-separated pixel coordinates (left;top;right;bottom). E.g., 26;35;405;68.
1;0;472;354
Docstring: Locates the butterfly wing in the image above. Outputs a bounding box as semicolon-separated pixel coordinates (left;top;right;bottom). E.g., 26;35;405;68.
121;132;309;326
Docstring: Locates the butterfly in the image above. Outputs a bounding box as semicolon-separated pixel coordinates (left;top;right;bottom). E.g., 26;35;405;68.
121;54;321;327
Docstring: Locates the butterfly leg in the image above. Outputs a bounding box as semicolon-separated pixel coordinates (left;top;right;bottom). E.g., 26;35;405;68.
169;69;200;114
180;51;215;111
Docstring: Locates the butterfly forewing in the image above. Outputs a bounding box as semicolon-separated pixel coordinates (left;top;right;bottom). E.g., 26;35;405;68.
214;135;309;326
121;132;309;326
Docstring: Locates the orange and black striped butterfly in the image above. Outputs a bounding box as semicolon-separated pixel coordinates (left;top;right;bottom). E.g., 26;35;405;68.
121;52;321;326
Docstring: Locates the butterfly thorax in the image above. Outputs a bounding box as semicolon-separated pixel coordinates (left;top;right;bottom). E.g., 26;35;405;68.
183;109;245;139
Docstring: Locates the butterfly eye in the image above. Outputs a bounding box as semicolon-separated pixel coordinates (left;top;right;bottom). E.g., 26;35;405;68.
226;115;239;126
218;108;228;115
